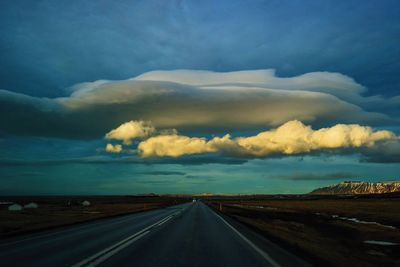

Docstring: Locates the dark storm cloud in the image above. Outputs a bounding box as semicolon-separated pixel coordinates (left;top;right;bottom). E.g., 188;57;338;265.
360;141;400;163
0;1;399;97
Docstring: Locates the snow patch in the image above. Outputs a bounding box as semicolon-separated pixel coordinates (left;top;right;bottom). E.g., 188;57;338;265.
231;204;277;210
332;215;397;230
8;204;23;211
82;200;91;206
24;202;39;209
364;240;398;246
314;213;396;230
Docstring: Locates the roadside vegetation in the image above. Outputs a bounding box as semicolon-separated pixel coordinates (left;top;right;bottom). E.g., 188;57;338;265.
0;196;188;238
207;195;400;267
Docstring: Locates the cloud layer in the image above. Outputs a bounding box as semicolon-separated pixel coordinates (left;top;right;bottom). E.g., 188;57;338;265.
103;119;400;162
1;69;398;139
2;1;399;100
135;120;398;158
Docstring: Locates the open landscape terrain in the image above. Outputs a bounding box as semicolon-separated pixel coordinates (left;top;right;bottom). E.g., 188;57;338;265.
1;1;400;266
2;193;399;266
0;195;189;238
206;194;400;267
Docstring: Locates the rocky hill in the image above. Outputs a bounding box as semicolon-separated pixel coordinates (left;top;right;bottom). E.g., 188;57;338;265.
310;181;400;195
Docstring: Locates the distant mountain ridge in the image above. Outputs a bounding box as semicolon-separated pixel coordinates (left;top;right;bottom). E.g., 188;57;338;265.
310;181;400;195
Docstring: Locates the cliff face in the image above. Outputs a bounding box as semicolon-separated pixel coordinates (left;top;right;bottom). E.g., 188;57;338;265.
310;181;400;195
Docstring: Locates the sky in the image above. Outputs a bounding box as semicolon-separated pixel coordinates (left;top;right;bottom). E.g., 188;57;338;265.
0;0;399;195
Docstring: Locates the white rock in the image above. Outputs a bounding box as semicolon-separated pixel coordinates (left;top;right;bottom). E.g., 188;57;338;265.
24;202;39;209
8;204;23;211
82;200;91;206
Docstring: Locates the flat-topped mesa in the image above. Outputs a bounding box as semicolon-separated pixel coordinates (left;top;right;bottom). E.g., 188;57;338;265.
310;181;400;195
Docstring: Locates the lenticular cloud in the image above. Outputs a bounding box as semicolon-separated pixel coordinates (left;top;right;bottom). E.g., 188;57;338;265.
0;69;397;139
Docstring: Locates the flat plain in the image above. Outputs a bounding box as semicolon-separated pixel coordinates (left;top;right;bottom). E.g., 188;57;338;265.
206;194;400;267
0;195;188;238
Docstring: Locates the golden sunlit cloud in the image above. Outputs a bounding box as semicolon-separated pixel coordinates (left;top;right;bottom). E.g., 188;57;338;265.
105;143;123;153
105;120;399;159
105;120;155;145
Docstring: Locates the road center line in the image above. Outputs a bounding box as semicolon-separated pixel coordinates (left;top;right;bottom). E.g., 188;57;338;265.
211;209;281;267
157;216;172;226
86;231;150;267
0;208;169;248
71;211;180;267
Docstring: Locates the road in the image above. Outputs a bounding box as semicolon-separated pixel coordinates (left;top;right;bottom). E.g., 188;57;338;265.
0;201;310;267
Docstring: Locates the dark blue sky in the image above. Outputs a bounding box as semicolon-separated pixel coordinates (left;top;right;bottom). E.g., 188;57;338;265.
1;0;399;97
0;0;399;195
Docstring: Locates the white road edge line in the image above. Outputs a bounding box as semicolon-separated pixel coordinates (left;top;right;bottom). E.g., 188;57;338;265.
71;212;180;267
212;211;282;267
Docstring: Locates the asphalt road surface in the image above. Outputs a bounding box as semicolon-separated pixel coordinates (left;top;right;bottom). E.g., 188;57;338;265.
0;201;311;267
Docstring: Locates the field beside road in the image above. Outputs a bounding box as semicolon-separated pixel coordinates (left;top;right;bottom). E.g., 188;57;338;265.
0;195;189;238
207;195;400;267
1;201;310;267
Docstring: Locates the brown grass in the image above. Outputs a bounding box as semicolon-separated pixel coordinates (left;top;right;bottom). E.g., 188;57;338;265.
208;198;400;267
0;196;188;238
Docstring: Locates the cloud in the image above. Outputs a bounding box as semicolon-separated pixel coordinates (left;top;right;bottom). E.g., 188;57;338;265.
105;120;155;144
0;155;247;166
135;171;186;176
0;70;398;139
360;140;400;163
105;143;123;153
0;172;44;178
2;1;399;102
137;120;399;158
185;175;217;182
135;69;366;99
138;135;217;157
282;172;355;181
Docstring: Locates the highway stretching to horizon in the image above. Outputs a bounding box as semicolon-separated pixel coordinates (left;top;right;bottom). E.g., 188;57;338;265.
0;201;310;267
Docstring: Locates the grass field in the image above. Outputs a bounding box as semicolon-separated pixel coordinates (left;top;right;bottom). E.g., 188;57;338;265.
207;196;400;267
0;196;189;238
